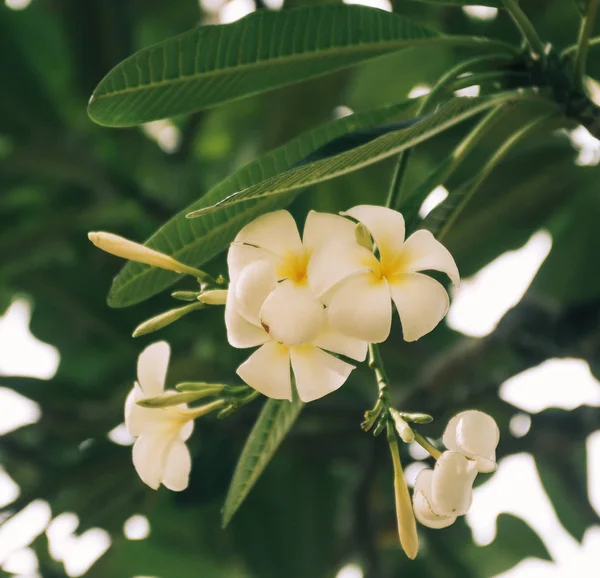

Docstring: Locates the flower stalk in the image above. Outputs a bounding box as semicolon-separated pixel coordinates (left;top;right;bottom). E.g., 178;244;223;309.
413;432;442;460
504;0;547;59
574;0;600;86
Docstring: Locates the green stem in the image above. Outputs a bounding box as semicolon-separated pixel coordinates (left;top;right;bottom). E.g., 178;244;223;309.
563;35;600;57
362;344;392;431
386;53;513;211
574;0;600;86
413;432;442;460
504;0;547;58
181;398;227;420
437;111;557;241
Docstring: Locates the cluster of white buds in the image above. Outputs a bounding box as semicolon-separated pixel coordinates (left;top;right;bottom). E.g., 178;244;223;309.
412;410;500;529
226;206;459;401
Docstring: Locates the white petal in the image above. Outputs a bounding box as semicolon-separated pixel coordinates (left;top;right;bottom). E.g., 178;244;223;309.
178;417;194;442
400;229;460;285
125;384;161;437
312;319;368;362
259;281;324;346
327;273;392;343
413;469;457;529
236;341;292;400
132;434;173;490
389;273;449;342
345;205;406;259
234;260;277;325
137;341;170;396
290;345;354;402
225;284;269;349
431;451;477;517
302;210;356;254
307;240;374;299
443;410;499;473
233;210;302;258
228;243;279;285
161;439;192;492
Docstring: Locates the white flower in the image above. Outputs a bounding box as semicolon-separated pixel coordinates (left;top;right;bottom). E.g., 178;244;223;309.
443;410;500;473
125;341;194;491
412;410;500;529
309;205;459;343
226;210;367;402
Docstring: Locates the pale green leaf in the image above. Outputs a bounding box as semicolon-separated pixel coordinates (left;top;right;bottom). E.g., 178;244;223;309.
222;396;304;527
87;4;504;126
189;94;519;217
107;99;418;307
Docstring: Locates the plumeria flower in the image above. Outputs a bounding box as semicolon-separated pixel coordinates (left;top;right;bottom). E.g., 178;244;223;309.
412;410;499;529
125;341;194;491
309;205;460;343
226;210;367;402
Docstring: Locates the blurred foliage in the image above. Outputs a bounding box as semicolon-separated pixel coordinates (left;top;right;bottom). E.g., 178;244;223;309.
1;1;599;577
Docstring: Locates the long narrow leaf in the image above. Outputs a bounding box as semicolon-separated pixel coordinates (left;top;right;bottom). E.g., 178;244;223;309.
189;94;520;217
107;99;418;307
87;4;503;126
222;397;304;527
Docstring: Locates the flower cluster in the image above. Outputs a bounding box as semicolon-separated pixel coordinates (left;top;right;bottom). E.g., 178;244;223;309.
412;410;500;529
226;206;459;401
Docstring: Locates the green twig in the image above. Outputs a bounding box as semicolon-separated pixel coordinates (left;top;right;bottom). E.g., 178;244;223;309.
504;0;547;59
362;344;392;431
386;53;513;211
562;35;600;57
574;0;600;86
437;111;557;241
413;432;442;460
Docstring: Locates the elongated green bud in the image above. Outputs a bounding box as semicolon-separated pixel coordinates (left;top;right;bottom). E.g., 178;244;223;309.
137;390;211;408
171;291;200;301
388;423;419;560
88;232;210;279
132;302;204;337
400;412;433;424
176;382;227;394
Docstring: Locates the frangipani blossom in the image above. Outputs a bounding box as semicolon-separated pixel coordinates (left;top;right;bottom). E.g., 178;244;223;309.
309;205;460;343
443;410;500;473
125;341;194;491
226;210;367;402
412;410;500;529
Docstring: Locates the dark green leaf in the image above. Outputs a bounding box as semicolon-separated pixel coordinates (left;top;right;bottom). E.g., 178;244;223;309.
412;0;503;6
222;396;304;527
90;4;452;126
190;94;518;216
107;98;418;307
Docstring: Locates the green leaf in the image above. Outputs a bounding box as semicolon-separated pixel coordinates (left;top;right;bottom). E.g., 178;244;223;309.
189;94;519;216
222;396;304;528
107;98;418;307
412;0;502;6
89;4;468;126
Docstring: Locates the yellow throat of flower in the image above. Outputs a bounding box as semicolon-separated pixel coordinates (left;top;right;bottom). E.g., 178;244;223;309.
276;250;310;285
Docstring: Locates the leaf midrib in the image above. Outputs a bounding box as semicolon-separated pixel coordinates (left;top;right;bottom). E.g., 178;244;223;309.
92;35;447;100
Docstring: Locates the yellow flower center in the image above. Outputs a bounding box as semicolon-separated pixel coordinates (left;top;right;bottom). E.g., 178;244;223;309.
363;245;410;283
276;250;310;285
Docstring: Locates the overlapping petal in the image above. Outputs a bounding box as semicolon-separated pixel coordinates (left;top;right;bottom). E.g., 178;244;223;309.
260;281;324;346
443;410;499;473
225;287;269;348
399;229;460;285
228;243;278;285
345;205;406;260
161;438;193;492
234;210;303;258
413;469;457;529
137;341;170;396
290;345;354;402
312;318;368;362
302;210;356;254
132;433;174;491
430;451;477;517
327;273;392;343
234;260;277;326
389;273;450;342
236;341;292;401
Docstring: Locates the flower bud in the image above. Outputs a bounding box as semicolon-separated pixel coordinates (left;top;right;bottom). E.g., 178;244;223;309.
354;223;373;251
198;289;228;305
390;409;415;443
88;232;206;278
171;291;200;301
136;390;209;408
132;302;204;337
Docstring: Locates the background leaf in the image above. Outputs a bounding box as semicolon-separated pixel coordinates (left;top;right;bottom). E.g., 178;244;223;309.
222;396;304;528
88;4;441;126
